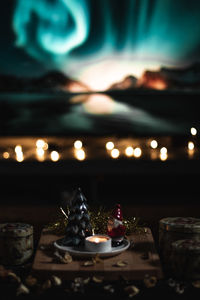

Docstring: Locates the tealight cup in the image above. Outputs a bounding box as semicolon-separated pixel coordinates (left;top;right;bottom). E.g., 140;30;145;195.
85;234;112;252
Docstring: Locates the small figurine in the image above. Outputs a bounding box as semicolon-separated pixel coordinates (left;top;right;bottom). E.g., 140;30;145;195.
107;204;126;247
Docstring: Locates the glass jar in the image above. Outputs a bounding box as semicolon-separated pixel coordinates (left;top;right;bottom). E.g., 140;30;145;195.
171;239;200;280
0;223;33;265
159;217;200;276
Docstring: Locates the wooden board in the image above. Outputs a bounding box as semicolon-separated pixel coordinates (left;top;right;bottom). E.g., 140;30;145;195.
32;228;163;281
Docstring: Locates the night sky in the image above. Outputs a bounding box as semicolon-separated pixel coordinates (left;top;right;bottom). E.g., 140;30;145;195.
1;1;200;135
1;0;200;89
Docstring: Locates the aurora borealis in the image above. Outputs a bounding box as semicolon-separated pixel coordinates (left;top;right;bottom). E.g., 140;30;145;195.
1;0;200;90
1;1;200;135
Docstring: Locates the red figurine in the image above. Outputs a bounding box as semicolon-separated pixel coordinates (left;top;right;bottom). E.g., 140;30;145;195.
107;204;126;246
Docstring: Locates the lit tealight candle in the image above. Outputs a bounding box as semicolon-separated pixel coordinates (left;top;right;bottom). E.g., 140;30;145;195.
85;234;111;252
91;236;108;243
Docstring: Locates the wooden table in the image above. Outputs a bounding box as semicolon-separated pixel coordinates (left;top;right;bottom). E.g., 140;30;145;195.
32;228;163;281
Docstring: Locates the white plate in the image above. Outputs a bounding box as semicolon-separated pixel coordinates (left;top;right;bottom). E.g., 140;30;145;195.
54;238;130;258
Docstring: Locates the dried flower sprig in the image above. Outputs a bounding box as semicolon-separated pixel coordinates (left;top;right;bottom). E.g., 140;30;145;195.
45;205;144;236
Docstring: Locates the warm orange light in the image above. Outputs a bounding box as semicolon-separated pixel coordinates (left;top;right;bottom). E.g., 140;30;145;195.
125;146;134;157
74;140;83;149
16;152;24;162
75;149;86;161
50;151;60;162
3;152;10;159
138;71;167;90
111;148;120;159
191;127;197;136
15;145;22;153
36;139;48;150
36;148;45;161
160;147;167;154
149;79;167;90
83;94;115;114
88;236;109;243
15;145;24;162
150;140;158;149
67;81;89;93
150;151;158;160
188;142;195;157
36;139;45;148
188;141;194;150
78;59;160;91
160;153;168;161
106;141;114;150
133;147;142;158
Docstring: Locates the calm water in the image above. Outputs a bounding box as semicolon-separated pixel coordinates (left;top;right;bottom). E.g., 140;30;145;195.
0;91;199;136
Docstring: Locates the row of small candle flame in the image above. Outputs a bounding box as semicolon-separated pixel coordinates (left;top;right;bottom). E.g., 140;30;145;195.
0;127;198;162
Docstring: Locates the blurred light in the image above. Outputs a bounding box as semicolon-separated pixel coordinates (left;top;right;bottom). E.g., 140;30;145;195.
83;94;115;114
75;149;86;160
133;147;142;158
150;151;158;160
160;153;168;161
74;140;83;149
16;152;24;162
50;151;60;162
111;148;120;159
106;141;114;150
150;140;158;149
15;145;22;153
37;148;45;156
43;142;48;150
36;139;45;148
36;148;45;161
36;139;48;150
3;152;10;159
188;141;194;150
191;127;197;136
125;146;134;157
160;147;167;154
15;145;24;162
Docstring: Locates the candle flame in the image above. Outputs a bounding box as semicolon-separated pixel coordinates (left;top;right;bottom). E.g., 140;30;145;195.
88;235;109;243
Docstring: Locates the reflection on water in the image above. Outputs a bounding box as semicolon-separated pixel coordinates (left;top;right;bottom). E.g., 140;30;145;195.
70;93;115;114
68;93;178;134
0;92;196;135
